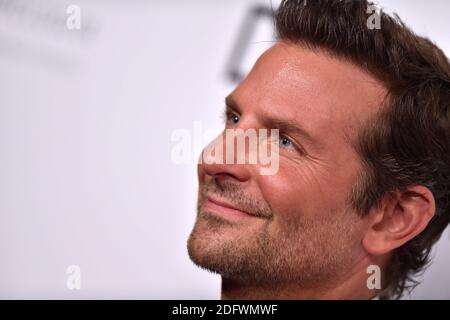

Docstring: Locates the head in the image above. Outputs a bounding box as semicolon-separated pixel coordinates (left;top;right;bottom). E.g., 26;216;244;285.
188;0;450;299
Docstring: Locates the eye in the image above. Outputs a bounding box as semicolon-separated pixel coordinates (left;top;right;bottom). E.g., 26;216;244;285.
279;136;294;149
278;135;304;154
224;111;240;125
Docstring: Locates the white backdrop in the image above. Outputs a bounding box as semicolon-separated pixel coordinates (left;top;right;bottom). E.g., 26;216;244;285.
0;0;449;299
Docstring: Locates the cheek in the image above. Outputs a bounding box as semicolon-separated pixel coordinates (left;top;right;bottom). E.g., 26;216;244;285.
256;160;354;221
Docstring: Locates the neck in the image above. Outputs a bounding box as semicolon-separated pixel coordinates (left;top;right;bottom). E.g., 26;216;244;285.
221;255;384;300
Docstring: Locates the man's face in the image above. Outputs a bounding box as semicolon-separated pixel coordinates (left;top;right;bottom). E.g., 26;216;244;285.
188;41;387;288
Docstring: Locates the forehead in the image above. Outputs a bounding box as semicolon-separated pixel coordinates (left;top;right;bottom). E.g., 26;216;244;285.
233;41;388;149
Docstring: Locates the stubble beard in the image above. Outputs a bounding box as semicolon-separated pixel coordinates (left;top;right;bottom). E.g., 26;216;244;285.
187;181;360;289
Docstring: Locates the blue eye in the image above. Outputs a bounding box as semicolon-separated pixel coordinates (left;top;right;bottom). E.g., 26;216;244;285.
279;136;295;149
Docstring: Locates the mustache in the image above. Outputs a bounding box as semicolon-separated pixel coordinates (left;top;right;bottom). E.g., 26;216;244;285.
200;180;273;218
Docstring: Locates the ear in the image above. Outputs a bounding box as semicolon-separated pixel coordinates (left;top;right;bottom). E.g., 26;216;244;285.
362;185;436;256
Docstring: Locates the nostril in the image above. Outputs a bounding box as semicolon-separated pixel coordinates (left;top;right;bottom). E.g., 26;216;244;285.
214;173;237;180
214;172;247;185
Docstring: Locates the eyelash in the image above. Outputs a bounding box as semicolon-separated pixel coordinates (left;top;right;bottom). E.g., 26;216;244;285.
222;111;304;154
223;110;240;125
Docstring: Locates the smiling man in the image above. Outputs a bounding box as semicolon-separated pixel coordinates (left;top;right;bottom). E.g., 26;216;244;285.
187;0;450;300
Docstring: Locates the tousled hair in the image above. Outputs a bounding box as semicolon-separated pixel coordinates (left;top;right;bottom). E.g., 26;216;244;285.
276;0;450;299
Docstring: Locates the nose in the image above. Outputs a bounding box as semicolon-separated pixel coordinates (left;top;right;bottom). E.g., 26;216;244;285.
199;131;252;183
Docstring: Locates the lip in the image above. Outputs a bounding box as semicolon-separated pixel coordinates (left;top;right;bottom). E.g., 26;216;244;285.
202;196;264;220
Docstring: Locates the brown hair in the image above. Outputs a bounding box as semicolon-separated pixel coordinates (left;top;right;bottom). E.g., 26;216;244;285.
276;0;450;299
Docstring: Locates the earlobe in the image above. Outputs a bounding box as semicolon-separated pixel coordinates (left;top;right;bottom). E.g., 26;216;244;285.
362;186;436;257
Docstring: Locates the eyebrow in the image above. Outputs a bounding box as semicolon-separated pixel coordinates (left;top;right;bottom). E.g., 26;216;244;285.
225;95;317;145
225;95;242;113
